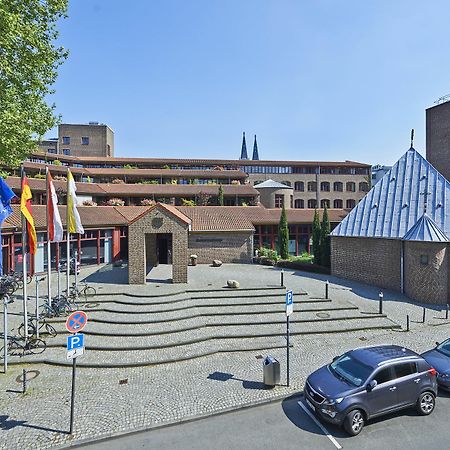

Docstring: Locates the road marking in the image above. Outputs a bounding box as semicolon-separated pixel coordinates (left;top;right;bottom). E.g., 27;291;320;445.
298;400;343;450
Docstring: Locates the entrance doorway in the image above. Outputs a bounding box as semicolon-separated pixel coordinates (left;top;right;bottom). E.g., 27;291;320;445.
156;234;172;265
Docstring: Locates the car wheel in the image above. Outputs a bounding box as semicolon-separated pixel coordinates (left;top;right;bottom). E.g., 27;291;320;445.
343;409;364;436
417;392;435;415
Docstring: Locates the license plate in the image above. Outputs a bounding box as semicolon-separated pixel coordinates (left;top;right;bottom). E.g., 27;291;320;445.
306;397;315;412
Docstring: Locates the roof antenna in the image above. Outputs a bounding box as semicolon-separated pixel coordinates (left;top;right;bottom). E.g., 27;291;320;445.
410;129;414;148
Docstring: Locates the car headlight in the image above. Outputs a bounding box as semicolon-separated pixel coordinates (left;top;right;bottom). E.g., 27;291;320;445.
323;397;344;406
438;373;448;379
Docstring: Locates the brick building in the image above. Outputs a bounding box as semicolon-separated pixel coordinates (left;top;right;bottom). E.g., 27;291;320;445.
331;147;450;305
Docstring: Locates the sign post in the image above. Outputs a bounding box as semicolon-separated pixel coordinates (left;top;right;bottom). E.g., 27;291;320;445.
285;290;293;387
65;311;87;435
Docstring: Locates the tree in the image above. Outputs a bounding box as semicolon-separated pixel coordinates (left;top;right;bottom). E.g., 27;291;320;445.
312;209;321;265
0;1;68;167
218;184;224;206
320;204;331;267
278;204;289;259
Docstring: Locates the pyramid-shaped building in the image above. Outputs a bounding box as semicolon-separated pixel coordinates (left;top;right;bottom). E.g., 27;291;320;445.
331;147;450;305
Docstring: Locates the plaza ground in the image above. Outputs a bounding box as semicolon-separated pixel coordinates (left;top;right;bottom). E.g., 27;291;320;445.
0;263;449;449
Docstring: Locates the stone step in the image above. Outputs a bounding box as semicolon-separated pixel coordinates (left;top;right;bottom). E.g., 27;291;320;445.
6;317;400;368
47;309;373;337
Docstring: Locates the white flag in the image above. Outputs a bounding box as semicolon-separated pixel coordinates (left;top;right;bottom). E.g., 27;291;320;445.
47;169;64;241
67;169;84;234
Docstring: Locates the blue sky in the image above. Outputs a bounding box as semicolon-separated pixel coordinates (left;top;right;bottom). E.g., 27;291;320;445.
47;0;450;165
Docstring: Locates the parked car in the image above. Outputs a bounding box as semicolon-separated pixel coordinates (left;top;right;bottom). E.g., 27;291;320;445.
421;339;450;391
304;345;438;436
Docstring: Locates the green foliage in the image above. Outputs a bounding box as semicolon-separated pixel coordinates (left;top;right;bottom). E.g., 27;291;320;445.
33;173;46;179
218;184;224;206
320;204;331;267
278;204;289;259
257;247;279;261
289;253;314;264
181;198;196;206
0;0;68;167
123;164;137;169
0;169;10;179
86;176;92;183
197;191;211;206
312;209;321;265
106;197;125;206
53;159;62;166
161;165;170;170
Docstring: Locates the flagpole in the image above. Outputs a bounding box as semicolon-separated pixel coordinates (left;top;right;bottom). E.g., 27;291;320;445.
46;167;52;307
66;170;70;298
20;165;28;339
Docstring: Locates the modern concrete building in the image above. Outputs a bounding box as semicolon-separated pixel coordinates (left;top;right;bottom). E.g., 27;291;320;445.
331;147;450;305
426;99;450;181
39;122;114;157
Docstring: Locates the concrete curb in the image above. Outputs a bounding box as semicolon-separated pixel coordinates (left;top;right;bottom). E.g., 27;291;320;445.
56;390;304;449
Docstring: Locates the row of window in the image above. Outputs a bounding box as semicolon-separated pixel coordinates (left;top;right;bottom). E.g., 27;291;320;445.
244;165;369;175
293;199;356;209
62;136;89;145
258;181;369;192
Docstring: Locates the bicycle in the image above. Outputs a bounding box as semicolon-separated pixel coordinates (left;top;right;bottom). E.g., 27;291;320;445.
40;296;74;318
18;316;57;338
0;335;46;358
65;281;96;301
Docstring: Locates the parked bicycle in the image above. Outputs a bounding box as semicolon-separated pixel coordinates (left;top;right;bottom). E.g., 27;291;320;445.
41;295;75;318
18;316;57;338
65;281;96;301
0;335;46;357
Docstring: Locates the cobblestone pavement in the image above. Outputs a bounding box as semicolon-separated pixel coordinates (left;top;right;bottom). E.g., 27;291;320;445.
0;264;449;449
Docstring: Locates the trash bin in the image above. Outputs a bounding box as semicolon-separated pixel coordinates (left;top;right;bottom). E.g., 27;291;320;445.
263;355;280;387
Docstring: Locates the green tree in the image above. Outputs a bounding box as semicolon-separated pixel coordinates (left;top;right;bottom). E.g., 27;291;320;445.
312;209;321;265
0;0;68;167
218;184;224;206
278;204;289;259
320;204;331;267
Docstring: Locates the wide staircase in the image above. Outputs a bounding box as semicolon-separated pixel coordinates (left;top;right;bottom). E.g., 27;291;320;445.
6;286;400;368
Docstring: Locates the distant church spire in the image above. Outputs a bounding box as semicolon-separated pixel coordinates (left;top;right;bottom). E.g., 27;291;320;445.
252;135;259;160
410;128;415;148
240;132;248;159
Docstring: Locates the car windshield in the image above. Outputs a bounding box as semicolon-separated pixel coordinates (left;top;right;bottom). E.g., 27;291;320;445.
437;339;450;357
330;354;373;387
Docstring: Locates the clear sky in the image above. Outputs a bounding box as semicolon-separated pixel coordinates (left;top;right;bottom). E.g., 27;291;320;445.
46;0;450;165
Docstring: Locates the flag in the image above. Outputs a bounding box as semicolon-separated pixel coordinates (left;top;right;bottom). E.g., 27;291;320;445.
0;178;16;275
67;169;84;234
47;169;63;241
20;175;37;254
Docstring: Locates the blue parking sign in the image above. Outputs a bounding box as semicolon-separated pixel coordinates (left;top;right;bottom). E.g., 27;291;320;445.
286;290;294;316
67;333;84;351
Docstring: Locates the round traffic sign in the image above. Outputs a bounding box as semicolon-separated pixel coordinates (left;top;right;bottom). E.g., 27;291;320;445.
66;311;88;333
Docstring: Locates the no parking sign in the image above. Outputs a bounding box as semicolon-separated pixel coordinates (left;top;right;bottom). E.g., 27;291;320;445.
65;311;87;333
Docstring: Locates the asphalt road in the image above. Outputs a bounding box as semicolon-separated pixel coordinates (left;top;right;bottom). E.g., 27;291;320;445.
77;390;450;450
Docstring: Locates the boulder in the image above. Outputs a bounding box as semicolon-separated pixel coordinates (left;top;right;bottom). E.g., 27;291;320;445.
212;260;222;267
227;279;240;289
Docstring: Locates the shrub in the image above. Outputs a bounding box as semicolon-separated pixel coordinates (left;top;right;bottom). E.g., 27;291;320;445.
181;198;196;206
33;173;46;179
82;200;97;206
140;198;156;206
53;160;62;166
111;178;125;184
106;198;125;206
0;170;10;179
54;175;66;181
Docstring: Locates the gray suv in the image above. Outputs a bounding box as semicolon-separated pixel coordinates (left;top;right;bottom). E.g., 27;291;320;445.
304;345;438;436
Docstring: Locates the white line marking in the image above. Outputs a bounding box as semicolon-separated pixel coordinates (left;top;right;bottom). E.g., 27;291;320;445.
298;400;343;450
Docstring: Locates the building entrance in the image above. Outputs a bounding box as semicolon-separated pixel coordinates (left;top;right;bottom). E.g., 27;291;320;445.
156;234;172;264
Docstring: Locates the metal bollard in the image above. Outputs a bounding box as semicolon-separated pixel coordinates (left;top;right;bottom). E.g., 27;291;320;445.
280;270;284;287
422;307;426;324
406;315;410;332
325;280;329;300
378;292;383;314
22;369;27;394
446;304;449;320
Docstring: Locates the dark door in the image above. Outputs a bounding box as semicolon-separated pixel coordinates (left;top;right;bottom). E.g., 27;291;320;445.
157;237;168;264
366;366;399;416
393;362;420;406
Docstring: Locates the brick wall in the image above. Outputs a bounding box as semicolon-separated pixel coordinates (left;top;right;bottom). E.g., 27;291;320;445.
331;236;401;290
257;188;293;209
128;207;189;284
188;232;253;264
404;241;449;305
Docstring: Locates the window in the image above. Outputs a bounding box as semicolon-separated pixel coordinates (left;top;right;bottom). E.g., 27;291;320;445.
393;362;417;379
373;367;394;385
320;199;330;208
334;199;343;208
346;182;356;192
333;182;343;192
359;182;369;192
82;136;89;145
62;136;70;145
294;199;304;209
420;255;429;265
307;199;317;208
47;148;57;154
307;181;317;192
346;199;356;209
274;194;284;208
282;181;291;187
63;149;70;155
320;182;330;192
294;181;304;192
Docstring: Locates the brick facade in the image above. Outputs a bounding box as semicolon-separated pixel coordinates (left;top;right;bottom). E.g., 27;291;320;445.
404;241;449;305
128;207;189;284
257;187;293;209
331;236;401;290
188;232;253;264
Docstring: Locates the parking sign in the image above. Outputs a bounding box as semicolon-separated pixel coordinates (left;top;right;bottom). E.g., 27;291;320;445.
67;333;85;360
286;290;294;316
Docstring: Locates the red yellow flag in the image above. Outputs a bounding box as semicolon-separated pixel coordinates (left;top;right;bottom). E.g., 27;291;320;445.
20;175;37;255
